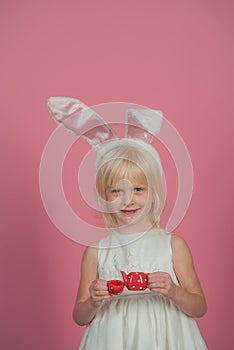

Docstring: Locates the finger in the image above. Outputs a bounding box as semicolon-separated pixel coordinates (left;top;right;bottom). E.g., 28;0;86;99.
96;279;109;286
148;277;166;286
91;280;108;291
92;285;108;292
154;272;170;279
148;282;167;290
148;272;169;282
92;294;112;303
93;290;110;297
148;274;160;284
150;288;169;295
147;275;155;283
148;277;171;287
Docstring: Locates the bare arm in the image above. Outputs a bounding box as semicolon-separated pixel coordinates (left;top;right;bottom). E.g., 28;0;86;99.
148;234;207;318
73;246;111;326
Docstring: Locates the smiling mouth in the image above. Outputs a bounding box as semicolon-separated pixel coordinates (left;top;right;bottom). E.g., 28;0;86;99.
121;209;140;215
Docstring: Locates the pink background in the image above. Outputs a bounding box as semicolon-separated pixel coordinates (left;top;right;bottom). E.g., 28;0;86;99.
1;0;234;349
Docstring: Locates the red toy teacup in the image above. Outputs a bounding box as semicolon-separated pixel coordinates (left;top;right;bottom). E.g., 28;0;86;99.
107;280;124;295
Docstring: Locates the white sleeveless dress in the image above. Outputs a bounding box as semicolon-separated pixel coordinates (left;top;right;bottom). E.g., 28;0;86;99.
79;229;208;350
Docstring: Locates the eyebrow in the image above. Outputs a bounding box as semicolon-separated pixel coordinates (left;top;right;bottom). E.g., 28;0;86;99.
106;184;147;189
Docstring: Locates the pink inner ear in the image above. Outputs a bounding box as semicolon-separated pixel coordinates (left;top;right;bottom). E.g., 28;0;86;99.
47;96;118;148
82;124;117;148
126;108;163;143
127;124;153;143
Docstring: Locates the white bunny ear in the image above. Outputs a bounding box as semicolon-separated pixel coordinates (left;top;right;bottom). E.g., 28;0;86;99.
47;97;117;148
126;109;163;143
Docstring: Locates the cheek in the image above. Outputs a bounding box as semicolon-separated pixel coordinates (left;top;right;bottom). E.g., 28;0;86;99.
106;193;120;203
106;196;123;212
141;193;152;208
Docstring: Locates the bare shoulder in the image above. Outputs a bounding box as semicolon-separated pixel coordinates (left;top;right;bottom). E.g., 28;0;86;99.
170;233;206;299
171;234;193;263
171;234;197;283
171;233;189;249
82;244;98;267
76;244;99;302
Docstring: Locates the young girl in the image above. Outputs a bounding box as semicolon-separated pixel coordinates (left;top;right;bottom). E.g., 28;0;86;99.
47;97;208;350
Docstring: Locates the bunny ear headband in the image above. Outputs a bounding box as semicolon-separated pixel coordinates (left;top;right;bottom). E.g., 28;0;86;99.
43;96;193;241
47;96;163;172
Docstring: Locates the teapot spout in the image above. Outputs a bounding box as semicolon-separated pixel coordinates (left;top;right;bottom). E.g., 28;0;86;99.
120;271;128;285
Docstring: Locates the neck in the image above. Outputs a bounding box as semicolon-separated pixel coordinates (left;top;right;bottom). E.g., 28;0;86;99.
115;219;154;234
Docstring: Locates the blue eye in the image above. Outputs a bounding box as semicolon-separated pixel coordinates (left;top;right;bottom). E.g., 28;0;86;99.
134;187;143;192
112;188;123;194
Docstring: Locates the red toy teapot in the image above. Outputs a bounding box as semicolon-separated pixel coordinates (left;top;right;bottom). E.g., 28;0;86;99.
108;271;148;295
121;271;148;290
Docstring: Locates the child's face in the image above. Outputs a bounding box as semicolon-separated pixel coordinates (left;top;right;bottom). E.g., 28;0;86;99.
105;177;152;230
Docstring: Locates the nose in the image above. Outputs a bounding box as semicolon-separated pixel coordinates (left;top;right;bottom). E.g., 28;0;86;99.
122;191;135;207
117;179;134;207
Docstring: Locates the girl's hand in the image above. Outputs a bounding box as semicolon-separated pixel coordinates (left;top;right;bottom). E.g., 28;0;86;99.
89;279;111;308
147;272;177;299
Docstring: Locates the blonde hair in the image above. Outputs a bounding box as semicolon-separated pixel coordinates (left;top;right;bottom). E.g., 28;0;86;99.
95;145;165;229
